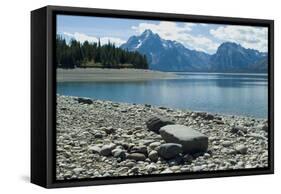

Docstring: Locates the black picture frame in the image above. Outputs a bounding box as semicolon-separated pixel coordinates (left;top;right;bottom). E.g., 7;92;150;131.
31;5;274;188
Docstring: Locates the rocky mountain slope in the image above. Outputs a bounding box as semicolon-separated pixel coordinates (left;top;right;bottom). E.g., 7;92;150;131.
120;30;268;72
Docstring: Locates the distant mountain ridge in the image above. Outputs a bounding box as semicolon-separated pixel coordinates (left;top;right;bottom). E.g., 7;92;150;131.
210;42;267;72
120;29;268;72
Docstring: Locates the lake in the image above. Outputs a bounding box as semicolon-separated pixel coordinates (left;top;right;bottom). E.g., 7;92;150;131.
57;73;268;118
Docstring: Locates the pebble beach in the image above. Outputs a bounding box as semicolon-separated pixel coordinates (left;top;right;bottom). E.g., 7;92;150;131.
56;95;268;180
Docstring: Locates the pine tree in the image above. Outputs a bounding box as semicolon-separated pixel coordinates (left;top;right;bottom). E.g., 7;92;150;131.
56;36;149;69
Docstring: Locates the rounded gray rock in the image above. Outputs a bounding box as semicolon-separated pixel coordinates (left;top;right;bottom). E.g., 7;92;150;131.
235;144;247;154
100;144;116;156
112;148;126;160
158;143;183;160
149;142;161;149
130;145;147;155
77;97;93;104
89;145;101;154
146;116;174;133
148;150;158;162
127;153;147;161
231;126;247;134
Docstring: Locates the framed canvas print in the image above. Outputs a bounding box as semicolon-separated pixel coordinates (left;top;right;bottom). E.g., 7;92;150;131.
31;5;274;188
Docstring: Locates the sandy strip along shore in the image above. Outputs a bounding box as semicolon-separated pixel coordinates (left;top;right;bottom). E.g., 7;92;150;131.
57;68;179;82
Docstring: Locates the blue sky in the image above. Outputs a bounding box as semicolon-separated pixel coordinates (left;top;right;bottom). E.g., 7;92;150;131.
57;15;268;54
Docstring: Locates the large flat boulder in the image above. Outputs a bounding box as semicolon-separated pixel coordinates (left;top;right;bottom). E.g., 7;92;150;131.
159;125;208;154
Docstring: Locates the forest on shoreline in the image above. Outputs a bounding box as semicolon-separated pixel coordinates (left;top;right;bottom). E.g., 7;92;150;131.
56;36;148;69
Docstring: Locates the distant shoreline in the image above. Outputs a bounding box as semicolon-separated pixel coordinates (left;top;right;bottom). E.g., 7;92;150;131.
57;68;179;82
173;72;267;75
57;68;267;82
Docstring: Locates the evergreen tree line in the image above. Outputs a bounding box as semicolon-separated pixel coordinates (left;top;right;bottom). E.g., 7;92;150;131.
56;35;148;69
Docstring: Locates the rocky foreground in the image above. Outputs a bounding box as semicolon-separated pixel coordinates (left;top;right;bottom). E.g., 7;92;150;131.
56;95;268;180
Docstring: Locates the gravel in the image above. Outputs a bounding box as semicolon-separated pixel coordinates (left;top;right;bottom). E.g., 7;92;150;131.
56;95;268;180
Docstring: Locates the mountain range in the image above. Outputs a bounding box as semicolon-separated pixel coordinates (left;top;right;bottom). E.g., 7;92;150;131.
120;29;268;73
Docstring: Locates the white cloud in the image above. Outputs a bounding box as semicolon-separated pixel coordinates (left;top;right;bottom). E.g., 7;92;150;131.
132;21;192;37
132;22;219;53
181;35;220;53
62;32;126;47
210;25;268;52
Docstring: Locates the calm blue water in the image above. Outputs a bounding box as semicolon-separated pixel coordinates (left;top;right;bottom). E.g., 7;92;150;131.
57;73;268;118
